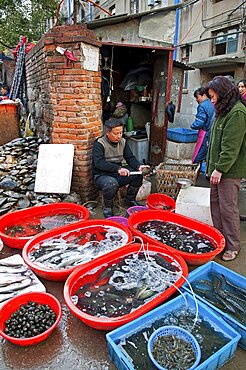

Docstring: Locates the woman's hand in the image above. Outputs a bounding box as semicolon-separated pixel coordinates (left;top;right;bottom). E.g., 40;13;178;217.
118;168;130;176
210;169;222;185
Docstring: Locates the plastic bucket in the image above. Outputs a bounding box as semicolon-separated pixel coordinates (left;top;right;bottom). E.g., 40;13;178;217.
22;219;132;281
127;206;148;216
64;243;188;330
0;292;62;346
128;210;225;265
107;216;128;227
0;203;90;249
146;193;175;212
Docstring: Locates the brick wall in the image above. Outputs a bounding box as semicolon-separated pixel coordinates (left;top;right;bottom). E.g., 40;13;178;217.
25;24;102;201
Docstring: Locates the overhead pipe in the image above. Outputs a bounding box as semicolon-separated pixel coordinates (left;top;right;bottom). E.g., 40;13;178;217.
173;0;180;60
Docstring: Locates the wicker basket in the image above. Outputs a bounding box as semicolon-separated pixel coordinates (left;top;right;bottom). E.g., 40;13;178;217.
156;162;200;198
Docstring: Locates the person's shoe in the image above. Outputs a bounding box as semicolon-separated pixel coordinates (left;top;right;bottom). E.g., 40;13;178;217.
124;199;141;207
221;250;239;261
103;207;113;218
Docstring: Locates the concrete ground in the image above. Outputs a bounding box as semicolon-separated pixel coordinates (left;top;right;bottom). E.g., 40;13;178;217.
0;173;245;369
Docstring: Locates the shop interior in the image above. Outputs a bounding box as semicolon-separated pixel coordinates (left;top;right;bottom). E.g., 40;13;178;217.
100;44;156;163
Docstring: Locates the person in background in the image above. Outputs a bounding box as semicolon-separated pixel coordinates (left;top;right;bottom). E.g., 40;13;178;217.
0;84;10;101
191;87;215;164
237;79;246;221
92;118;150;218
237;79;246;101
206;76;246;261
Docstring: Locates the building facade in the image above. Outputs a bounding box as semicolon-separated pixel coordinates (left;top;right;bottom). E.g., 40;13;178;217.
62;1;245;127
177;0;245;127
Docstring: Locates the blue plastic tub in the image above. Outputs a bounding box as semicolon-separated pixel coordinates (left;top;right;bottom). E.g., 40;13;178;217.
181;261;246;349
167;128;199;143
106;292;241;370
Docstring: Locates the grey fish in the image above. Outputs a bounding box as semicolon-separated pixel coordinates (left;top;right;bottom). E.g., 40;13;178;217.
0;261;24;267
0;265;28;274
0;274;27;287
0;292;16;303
34;249;67;263
56;255;84;268
0;277;32;293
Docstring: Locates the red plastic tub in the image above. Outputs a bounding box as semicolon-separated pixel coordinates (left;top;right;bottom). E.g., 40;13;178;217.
128;210;225;265
0;292;62;346
22;219;132;281
0;203;90;249
63;243;188;330
146;193;176;212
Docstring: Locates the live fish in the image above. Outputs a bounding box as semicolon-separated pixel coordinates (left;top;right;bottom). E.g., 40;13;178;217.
191;271;246;325
74;252;182;318
137;220;216;254
28;226;128;270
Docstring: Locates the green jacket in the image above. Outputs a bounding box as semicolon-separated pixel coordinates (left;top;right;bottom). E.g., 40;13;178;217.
207;101;246;178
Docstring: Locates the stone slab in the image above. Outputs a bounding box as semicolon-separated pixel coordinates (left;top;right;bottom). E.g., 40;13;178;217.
34;144;74;194
176;186;213;225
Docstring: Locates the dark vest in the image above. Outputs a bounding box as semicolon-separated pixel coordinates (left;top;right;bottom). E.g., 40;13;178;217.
98;136;126;164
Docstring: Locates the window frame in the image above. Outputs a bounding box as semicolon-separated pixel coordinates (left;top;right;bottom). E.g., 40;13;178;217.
213;28;239;56
130;0;139;14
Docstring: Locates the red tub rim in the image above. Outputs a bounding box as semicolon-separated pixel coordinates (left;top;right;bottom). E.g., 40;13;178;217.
0;291;62;346
22;219;133;281
146;193;176;211
127;210;225;265
63;243;188;330
0;202;90;249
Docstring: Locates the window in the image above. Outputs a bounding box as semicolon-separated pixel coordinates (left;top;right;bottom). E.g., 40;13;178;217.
109;5;116;15
181;45;190;63
213;28;238;55
130;0;139;14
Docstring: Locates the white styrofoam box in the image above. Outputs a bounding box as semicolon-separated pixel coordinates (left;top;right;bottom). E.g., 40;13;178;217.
127;137;149;163
176;186;213;225
136;179;151;200
165;139;196;160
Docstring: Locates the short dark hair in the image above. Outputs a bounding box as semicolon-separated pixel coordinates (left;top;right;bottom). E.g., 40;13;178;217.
105;117;124;132
194;87;208;98
1;84;10;92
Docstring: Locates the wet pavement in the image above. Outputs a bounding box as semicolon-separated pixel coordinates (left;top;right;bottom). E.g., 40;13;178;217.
0;173;245;370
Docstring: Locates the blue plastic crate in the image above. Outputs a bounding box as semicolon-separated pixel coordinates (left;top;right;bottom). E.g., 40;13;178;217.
182;261;246;349
106;292;241;370
167;128;199;143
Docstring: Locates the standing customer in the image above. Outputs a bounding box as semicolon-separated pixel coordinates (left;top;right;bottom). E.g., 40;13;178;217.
206;76;246;261
191;87;215;164
237;79;246;101
92;118;149;218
